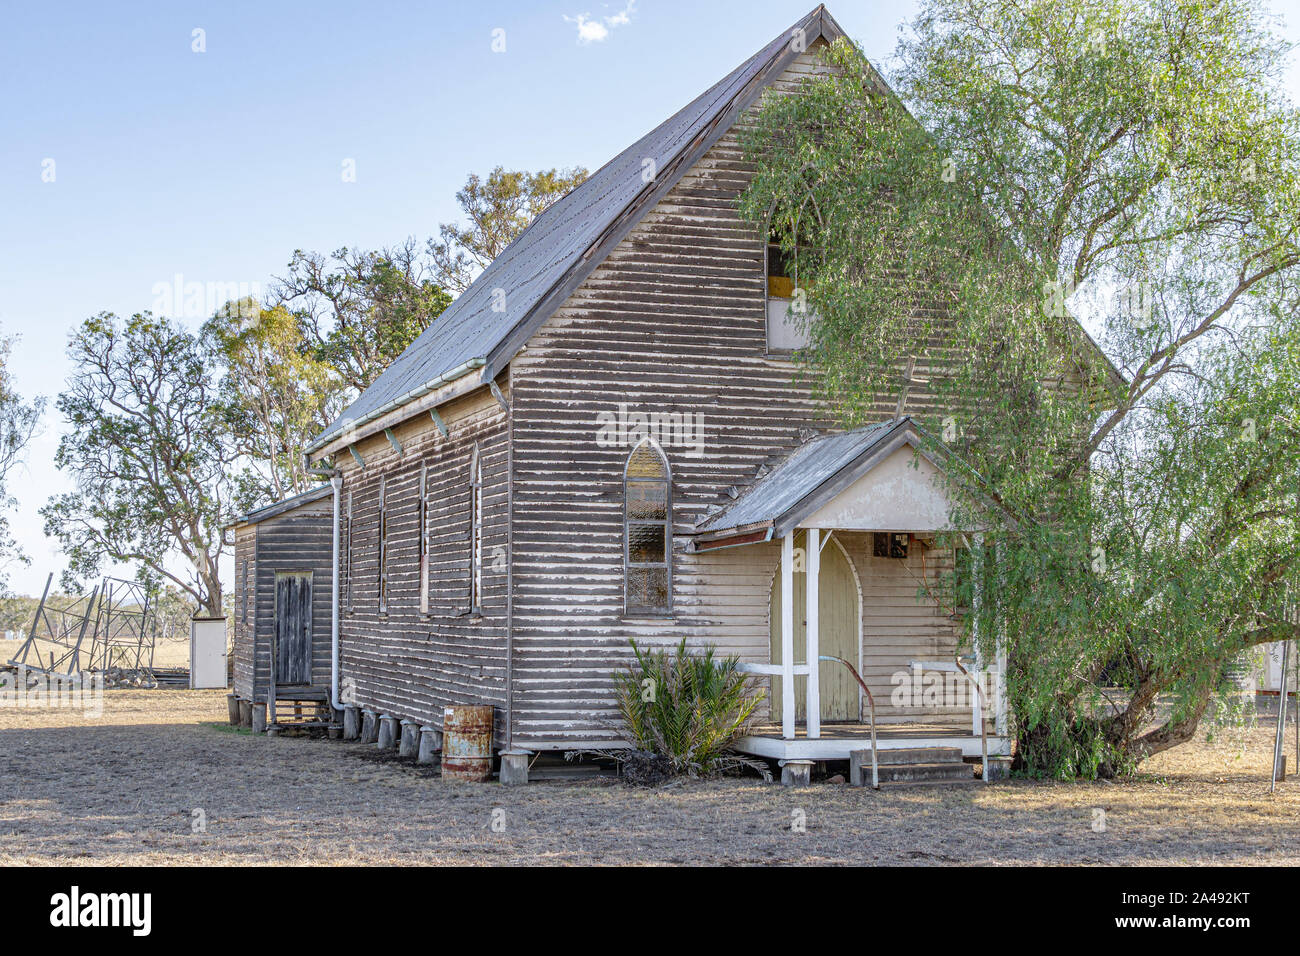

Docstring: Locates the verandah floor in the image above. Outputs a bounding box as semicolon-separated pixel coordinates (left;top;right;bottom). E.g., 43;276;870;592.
737;720;1010;761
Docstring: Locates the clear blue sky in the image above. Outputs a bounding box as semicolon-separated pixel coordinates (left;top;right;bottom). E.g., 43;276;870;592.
2;0;1298;598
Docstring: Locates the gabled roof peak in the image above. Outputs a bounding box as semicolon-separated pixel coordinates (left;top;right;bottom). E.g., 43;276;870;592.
309;5;848;456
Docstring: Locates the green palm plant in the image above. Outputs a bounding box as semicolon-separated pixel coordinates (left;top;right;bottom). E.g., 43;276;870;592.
612;638;767;777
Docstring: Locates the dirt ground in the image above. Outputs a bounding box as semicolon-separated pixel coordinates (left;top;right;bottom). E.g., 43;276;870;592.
1;689;1297;866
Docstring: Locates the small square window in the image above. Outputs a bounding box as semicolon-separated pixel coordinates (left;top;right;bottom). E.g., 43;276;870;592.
873;532;909;559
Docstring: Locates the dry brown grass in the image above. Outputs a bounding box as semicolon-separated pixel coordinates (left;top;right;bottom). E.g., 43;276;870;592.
0;689;1297;866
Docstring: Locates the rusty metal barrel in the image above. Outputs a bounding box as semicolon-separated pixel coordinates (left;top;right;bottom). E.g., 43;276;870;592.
442;705;494;781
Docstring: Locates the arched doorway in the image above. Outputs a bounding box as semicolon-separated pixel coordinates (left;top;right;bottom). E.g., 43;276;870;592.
769;530;861;723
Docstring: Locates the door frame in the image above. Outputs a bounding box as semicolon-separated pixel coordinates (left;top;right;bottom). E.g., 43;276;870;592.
273;570;314;687
765;531;864;721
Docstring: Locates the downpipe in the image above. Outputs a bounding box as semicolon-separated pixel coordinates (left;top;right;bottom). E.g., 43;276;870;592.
329;474;344;712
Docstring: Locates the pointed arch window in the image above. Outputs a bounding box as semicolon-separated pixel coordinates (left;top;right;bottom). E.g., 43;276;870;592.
765;193;824;353
624;440;672;616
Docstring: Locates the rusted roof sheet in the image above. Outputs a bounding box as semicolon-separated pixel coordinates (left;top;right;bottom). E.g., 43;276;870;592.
312;5;841;451
696;419;907;537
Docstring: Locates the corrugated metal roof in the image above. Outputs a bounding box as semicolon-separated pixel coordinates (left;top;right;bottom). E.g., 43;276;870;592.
235;484;333;527
311;6;835;451
697;419;903;534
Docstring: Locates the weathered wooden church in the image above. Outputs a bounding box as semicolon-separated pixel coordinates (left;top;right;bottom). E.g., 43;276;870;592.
233;5;1117;781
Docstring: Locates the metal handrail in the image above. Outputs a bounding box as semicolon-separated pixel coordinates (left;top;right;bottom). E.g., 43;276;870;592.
818;655;878;789
953;658;989;783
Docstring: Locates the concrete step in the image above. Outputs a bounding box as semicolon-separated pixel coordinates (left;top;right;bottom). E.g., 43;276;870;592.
849;747;975;786
874;746;965;765
874;761;975;784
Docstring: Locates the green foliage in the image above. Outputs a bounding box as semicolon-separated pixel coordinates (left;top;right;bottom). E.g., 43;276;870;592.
740;0;1300;777
0;330;44;594
205;298;340;510
428;166;589;294
274;238;454;395
40;312;230;615
612;638;765;776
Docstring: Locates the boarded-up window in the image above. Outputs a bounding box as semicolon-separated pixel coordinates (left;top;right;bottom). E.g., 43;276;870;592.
378;478;388;613
419;463;429;615
469;446;482;611
625;440;671;615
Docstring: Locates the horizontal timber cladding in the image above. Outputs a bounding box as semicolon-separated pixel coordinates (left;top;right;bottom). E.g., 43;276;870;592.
232;526;257;700
247;500;334;703
505;45;967;750
334;382;511;740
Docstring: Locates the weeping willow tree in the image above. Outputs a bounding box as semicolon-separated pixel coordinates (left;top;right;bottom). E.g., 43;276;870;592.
740;0;1300;777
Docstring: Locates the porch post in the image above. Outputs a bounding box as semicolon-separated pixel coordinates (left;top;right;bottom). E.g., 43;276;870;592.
806;528;821;739
970;533;984;737
994;538;1008;736
781;531;795;740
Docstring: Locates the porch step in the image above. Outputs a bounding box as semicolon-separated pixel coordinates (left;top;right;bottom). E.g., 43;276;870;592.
874;762;974;784
874;746;964;765
850;747;974;786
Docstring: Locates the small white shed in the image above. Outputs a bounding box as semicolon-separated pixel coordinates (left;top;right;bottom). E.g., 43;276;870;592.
190;616;229;689
1263;642;1296;694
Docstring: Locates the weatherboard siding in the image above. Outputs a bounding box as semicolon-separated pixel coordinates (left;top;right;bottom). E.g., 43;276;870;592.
506;44;969;748
333;383;511;741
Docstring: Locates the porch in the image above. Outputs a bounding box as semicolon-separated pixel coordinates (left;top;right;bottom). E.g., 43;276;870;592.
736;720;1010;761
690;418;1011;767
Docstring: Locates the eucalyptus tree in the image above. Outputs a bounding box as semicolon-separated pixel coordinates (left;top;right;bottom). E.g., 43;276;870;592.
41;312;231;617
205;297;341;510
741;0;1300;775
0;330;43;593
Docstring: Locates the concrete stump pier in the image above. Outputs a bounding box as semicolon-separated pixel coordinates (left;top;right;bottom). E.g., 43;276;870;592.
499;750;531;786
361;708;379;743
417;726;441;765
251;702;268;734
377;714;398;749
399;718;419;758
780;759;814;788
343;705;361;740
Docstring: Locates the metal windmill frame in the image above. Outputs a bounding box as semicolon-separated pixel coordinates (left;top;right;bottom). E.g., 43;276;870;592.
6;573;158;683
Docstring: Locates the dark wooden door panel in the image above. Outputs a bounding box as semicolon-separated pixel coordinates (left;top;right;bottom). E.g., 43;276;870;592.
275;572;312;685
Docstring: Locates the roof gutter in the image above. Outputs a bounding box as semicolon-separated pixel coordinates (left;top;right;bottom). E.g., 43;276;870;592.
305;358;487;457
690;524;775;552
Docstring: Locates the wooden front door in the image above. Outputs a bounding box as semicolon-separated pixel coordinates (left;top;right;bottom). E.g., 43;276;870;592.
274;572;313;686
769;531;860;723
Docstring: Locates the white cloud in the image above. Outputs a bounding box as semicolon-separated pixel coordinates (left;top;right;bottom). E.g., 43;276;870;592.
565;0;636;45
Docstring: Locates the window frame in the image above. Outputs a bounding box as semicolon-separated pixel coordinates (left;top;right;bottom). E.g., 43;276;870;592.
764;197;822;355
419;462;430;616
240;557;249;626
377;477;388;614
344;490;353;614
469;445;483;614
623;439;673;618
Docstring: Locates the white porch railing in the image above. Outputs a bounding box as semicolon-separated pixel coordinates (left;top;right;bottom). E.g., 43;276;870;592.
739;528;1009;760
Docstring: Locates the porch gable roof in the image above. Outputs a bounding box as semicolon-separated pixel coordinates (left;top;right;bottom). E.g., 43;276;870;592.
692;417;992;547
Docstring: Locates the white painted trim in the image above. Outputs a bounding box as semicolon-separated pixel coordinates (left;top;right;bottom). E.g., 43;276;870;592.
781;532;795;740
971;532;984;737
994;538;1008;736
806;528;821;739
762;531;866;724
735;734;1012;761
739;662;810;676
